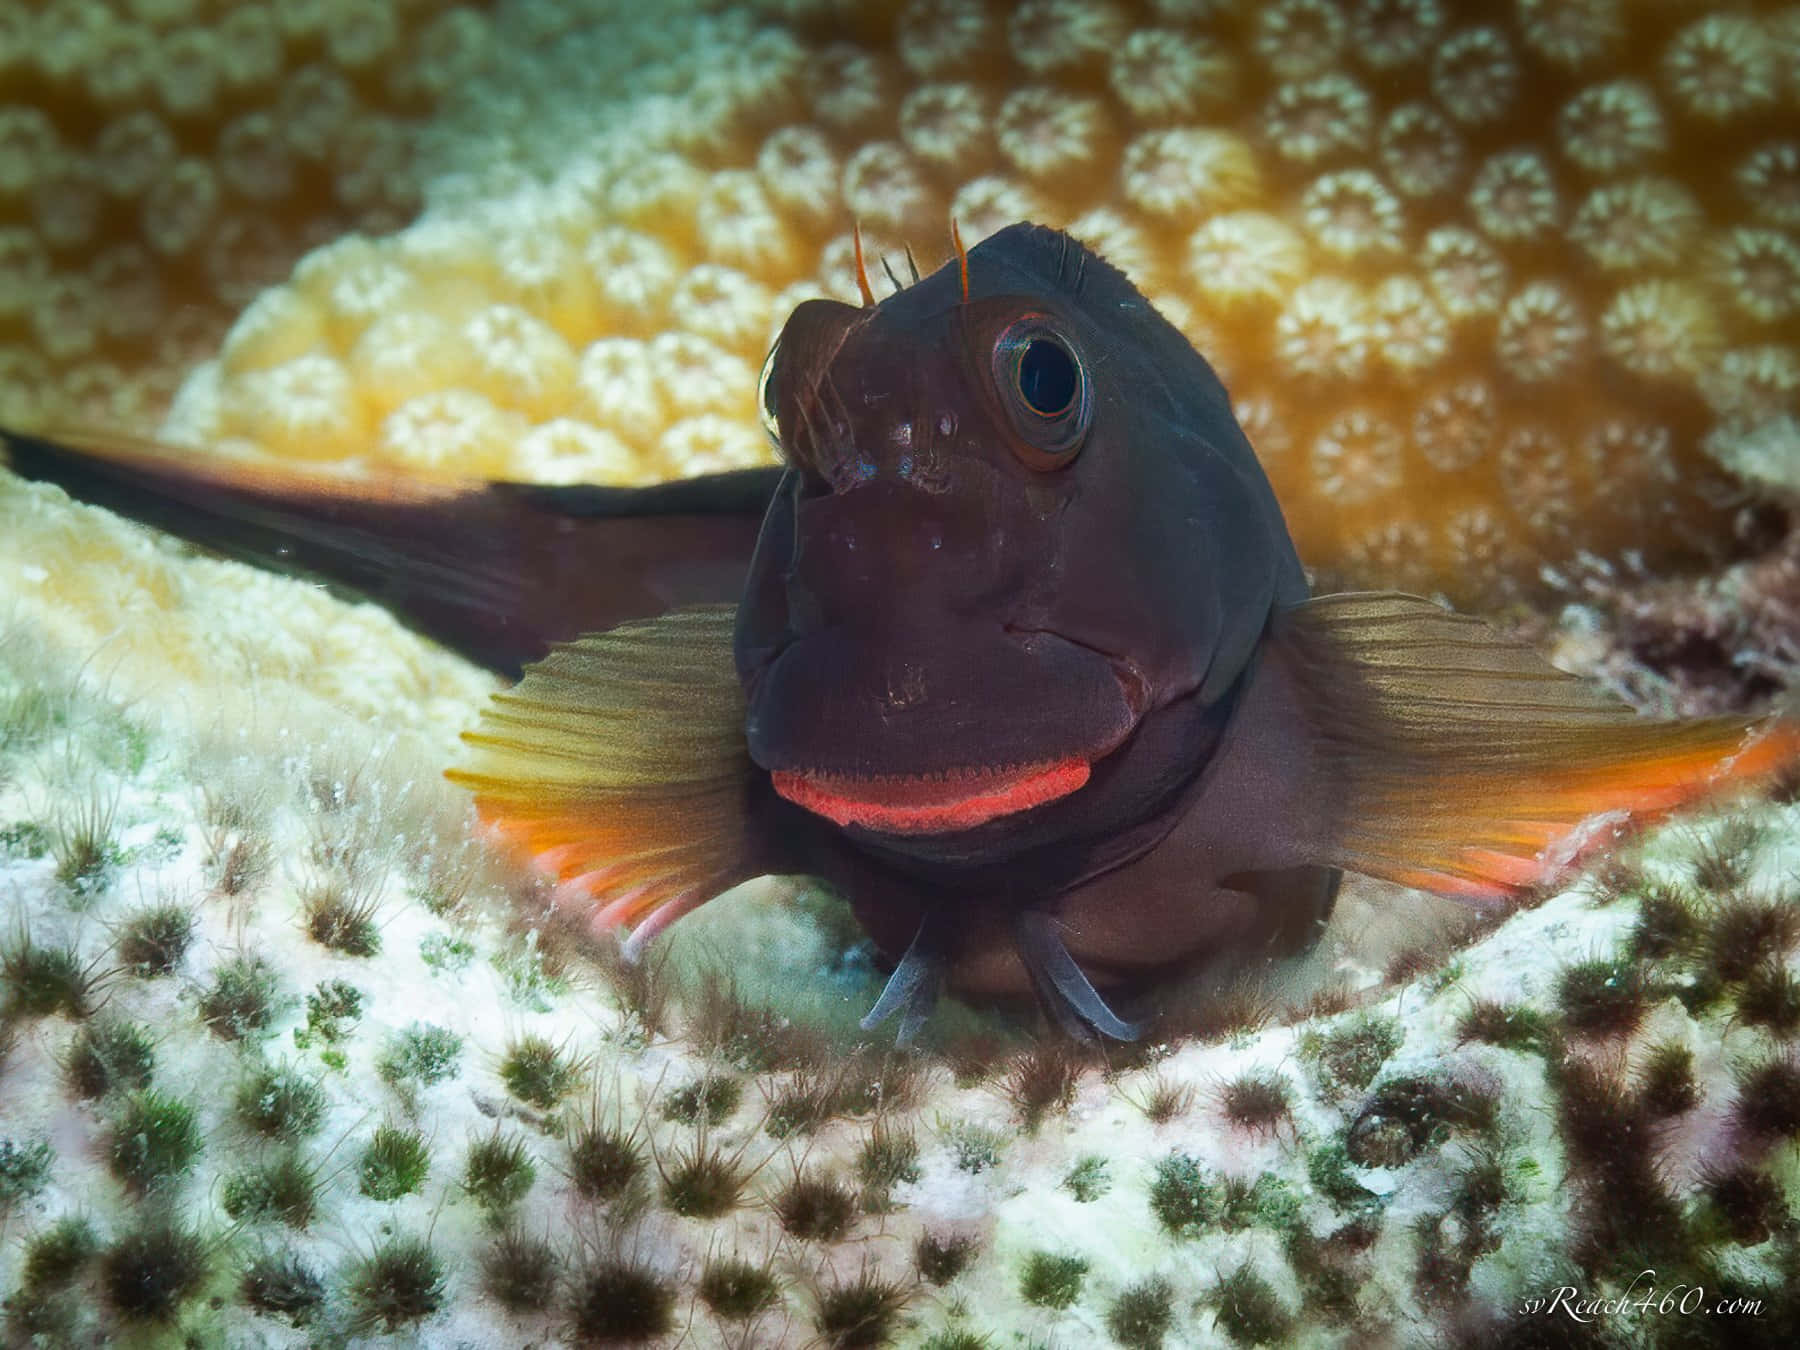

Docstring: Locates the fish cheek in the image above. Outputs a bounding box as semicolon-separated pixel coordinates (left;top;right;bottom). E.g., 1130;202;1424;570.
1039;453;1225;704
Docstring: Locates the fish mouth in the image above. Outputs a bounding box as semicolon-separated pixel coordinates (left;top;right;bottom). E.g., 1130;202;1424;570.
748;623;1148;836
771;757;1092;834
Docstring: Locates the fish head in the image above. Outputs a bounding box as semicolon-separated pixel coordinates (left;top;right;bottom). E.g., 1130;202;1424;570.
736;223;1303;841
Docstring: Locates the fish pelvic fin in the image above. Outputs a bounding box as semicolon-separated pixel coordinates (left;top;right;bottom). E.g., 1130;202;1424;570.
1272;592;1800;899
446;605;762;947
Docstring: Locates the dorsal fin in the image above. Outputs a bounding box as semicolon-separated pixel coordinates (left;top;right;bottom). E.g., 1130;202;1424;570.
2;424;775;676
1273;593;1800;896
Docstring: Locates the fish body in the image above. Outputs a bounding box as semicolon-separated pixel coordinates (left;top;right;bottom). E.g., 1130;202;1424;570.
6;224;1795;1040
735;225;1337;1024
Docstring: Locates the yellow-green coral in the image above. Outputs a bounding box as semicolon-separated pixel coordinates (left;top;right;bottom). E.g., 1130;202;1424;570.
0;0;497;432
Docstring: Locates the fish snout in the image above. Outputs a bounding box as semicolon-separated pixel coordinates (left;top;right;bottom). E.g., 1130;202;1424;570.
787;480;1007;626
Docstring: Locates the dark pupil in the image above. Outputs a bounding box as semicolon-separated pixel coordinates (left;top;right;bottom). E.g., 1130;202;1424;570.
1016;338;1076;418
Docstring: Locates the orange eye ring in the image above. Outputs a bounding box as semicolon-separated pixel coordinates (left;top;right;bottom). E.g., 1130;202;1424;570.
991;317;1091;469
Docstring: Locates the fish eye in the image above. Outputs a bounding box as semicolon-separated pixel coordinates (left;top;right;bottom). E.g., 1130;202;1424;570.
991;318;1090;467
1017;337;1078;417
757;342;781;448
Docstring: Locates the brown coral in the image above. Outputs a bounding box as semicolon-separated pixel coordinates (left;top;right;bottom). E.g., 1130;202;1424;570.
0;0;497;433
45;1;1800;607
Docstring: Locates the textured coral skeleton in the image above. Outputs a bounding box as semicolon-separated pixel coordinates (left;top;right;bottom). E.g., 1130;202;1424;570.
0;0;496;432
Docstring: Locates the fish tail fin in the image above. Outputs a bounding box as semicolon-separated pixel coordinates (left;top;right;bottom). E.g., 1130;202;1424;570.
1272;593;1800;899
446;605;768;947
1;424;778;675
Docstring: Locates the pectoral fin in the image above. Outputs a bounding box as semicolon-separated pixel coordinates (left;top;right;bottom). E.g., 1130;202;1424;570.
446;605;768;951
1273;593;1800;898
2;425;777;675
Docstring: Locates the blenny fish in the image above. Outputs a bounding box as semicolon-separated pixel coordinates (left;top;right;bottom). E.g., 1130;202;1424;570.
6;223;1795;1041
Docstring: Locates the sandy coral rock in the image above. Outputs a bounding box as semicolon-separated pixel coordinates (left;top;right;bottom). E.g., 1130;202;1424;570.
123;0;1800;610
0;0;496;434
7;408;1800;1345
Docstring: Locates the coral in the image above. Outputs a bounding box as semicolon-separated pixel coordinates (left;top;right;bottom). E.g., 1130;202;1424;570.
480;1225;559;1313
0;0;495;433
7;630;1800;1346
698;1253;781;1321
461;1127;536;1214
65;1015;154;1098
9;31;1800;1323
233;1061;327;1140
346;1233;446;1332
496;1031;578;1110
1018;1249;1088;1309
565;1114;643;1203
107;1088;202;1191
357;1122;431;1201
566;1254;676;1342
221;1149;321;1227
100;1217;209;1323
240;1248;325;1323
86;1;1783;610
1545;519;1800;721
197;952;283;1041
114;897;195;976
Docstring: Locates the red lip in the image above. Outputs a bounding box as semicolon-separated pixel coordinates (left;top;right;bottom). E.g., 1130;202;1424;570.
771;758;1091;834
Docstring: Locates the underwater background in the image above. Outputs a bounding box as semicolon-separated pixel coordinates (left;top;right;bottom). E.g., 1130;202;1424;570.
3;1;1800;1345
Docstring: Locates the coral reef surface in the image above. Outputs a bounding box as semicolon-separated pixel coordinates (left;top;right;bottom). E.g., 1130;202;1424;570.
2;558;1800;1347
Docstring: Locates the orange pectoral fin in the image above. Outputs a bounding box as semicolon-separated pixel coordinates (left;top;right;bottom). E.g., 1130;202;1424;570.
1274;593;1800;900
446;606;764;949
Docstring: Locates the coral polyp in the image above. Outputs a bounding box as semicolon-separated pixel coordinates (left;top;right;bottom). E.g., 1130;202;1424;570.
0;1;495;432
